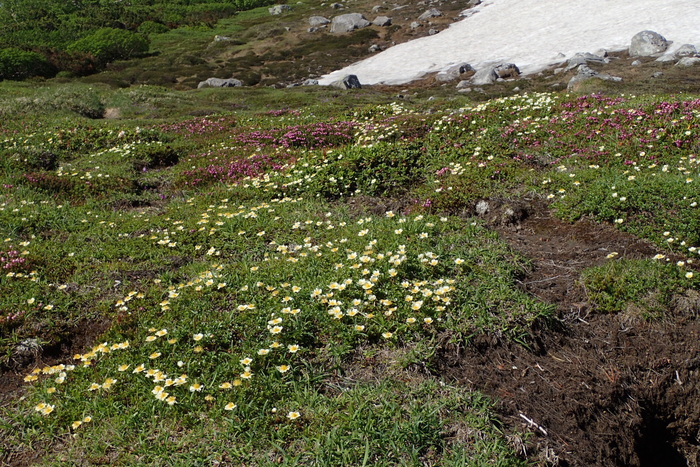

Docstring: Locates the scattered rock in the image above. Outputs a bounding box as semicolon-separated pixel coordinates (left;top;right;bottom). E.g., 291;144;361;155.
631;60;642;66
629;30;670;57
197;77;243;89
309;16;331;27
372;16;392;26
436;62;475;82
428;28;438;36
467;0;481;6
410;21;421;29
567;65;621;91
372;5;384;13
268;4;292;15
456;80;471;89
330;74;362;89
565;52;608;71
330;13;370;33
214;35;232;42
303;79;319;86
418;8;442;20
330;2;343;8
652;71;664;78
494;63;520;79
675;44;698;57
368;44;383;53
675;57;700;68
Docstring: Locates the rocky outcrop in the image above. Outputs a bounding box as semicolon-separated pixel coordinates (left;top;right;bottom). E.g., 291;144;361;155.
197;78;243;89
330;74;362;89
629;30;670;57
330;13;370;33
470;63;520;84
565;52;608;70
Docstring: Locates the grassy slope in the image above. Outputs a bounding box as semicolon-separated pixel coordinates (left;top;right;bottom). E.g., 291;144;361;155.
1;4;699;465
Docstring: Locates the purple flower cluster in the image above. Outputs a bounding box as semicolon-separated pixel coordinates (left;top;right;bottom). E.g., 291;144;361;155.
179;153;289;187
159;116;237;136
1;246;26;271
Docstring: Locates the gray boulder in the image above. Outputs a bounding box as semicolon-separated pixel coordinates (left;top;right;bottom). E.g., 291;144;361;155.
675;57;700;68
494;63;520;79
471;66;498;85
309;16;331;27
629;30;670;57
418;8;442;20
567;65;621;91
197;78;243;89
269;4;292;15
373;16;392;26
675;44;698;57
330;13;370;33
330;74;362;89
565;52;608;71
436;62;475;82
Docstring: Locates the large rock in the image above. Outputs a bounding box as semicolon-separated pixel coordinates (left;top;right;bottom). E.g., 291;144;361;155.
309;16;331;27
269;4;292;15
436;62;474;82
330;74;362;89
675;57;700;68
494;63;520;79
470;63;519;84
330;13;370;33
565;52;608;71
418;8;442;21
372;16;392;26
629;30;670;57
197;78;243;89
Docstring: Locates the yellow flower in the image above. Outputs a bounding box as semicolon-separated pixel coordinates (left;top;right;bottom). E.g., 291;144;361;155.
193;333;203;341
424;317;434;324
687;272;695;279
240;368;253;379
41;405;55;416
118;364;130;372
269;326;283;334
257;349;270;356
193;345;204;353
287;344;300;353
149;352;161;359
88;383;101;391
166;396;177;406
189;383;204;392
145;335;156;342
155;329;168;337
240;357;253;366
382;332;393;339
83;416;92;423
205;395;215;402
219;382;232;389
276;365;290;373
287;411;301;420
71;420;82;430
224;402;237;411
232;379;242;387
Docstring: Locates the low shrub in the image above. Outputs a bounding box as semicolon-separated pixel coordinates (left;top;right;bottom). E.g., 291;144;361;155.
67;28;150;67
0;48;55;80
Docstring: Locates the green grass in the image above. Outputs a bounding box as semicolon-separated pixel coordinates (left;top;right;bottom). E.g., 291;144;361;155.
0;82;698;465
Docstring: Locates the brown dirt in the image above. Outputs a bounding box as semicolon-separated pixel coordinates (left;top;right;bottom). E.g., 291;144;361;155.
436;200;700;466
0;318;111;405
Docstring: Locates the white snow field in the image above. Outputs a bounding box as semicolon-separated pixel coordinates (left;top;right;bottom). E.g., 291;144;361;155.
318;0;700;85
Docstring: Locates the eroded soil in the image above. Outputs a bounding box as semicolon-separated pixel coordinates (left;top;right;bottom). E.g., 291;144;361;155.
438;200;700;466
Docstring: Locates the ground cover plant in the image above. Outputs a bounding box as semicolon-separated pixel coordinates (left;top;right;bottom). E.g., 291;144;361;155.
0;83;698;466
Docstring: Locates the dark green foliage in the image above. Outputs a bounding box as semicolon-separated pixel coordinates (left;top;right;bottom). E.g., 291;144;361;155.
137;21;170;35
0;48;55;80
67;28;150;67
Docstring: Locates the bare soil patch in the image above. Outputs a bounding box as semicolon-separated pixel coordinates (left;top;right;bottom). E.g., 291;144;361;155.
437;200;700;466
